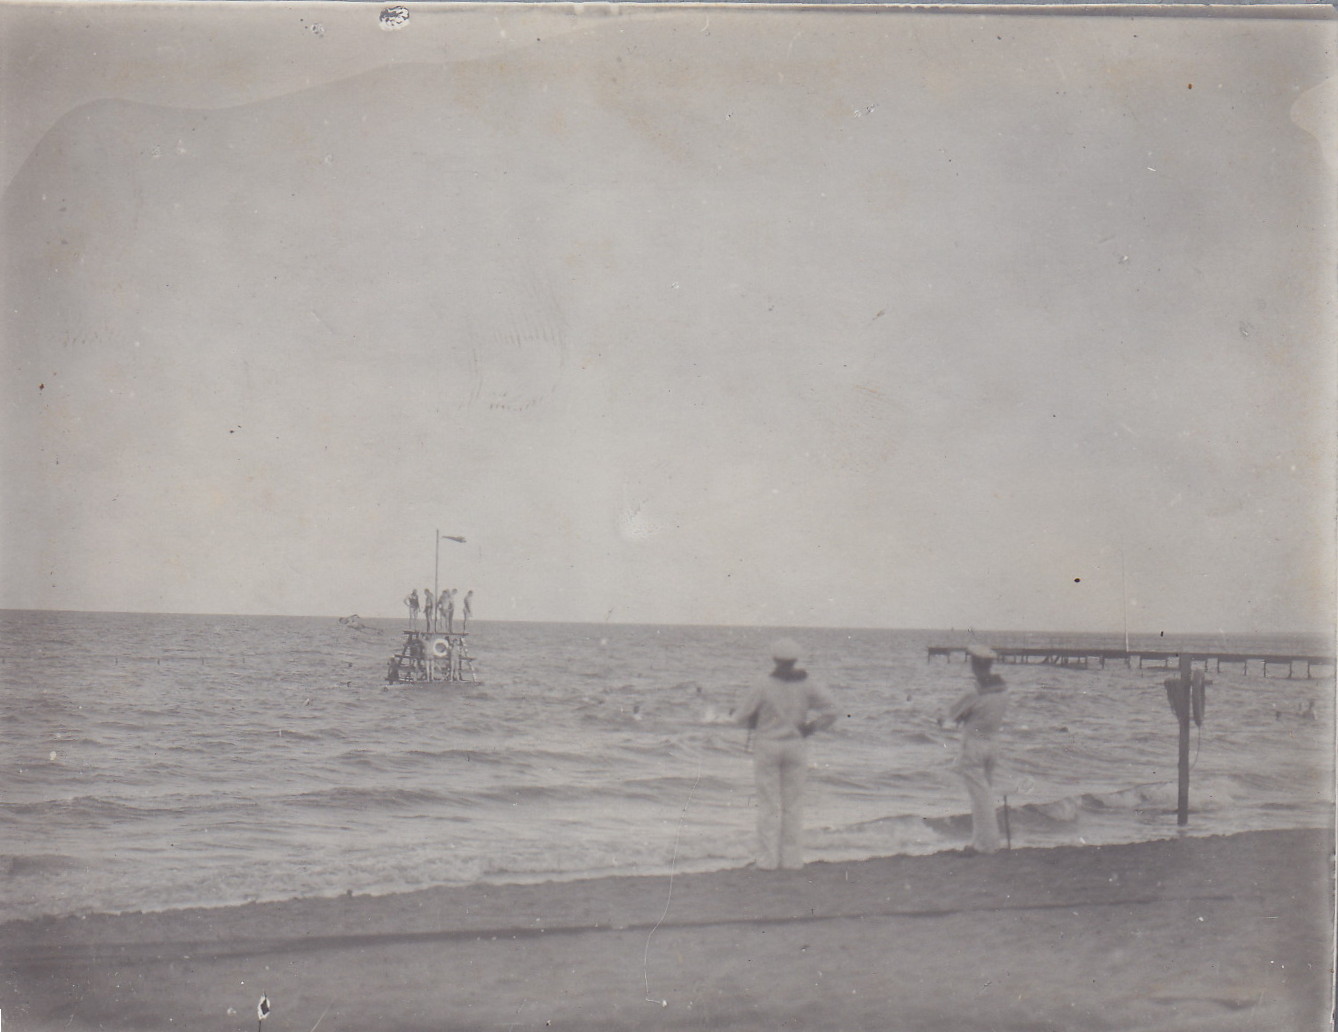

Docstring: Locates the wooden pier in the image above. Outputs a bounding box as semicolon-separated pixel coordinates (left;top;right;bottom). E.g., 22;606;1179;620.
927;645;1336;679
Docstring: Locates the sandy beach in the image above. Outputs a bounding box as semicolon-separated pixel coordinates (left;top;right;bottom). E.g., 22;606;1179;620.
2;828;1332;1032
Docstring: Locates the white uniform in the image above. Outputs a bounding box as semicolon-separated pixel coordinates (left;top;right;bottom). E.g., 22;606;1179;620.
736;674;838;870
948;678;1008;853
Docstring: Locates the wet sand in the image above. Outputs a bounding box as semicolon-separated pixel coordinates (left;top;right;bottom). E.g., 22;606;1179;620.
2;828;1332;1032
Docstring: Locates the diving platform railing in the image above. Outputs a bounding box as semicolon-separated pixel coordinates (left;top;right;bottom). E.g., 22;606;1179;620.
927;645;1336;679
388;628;479;684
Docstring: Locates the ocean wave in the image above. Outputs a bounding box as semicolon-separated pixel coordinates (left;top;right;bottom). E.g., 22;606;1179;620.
3;853;85;877
837;780;1217;844
266;727;324;742
404;747;519;766
331;745;532;775
465;782;608;806
1080;783;1177;811
1013;796;1085;825
610;774;738;801
0;794;226;825
291;786;461;810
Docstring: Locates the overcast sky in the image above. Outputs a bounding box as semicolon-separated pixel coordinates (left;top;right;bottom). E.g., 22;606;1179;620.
2;3;1334;633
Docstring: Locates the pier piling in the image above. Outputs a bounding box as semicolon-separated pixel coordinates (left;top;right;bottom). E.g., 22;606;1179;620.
1176;655;1191;827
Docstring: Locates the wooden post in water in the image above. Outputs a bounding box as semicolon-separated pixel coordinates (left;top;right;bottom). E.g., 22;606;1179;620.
1176;654;1191;827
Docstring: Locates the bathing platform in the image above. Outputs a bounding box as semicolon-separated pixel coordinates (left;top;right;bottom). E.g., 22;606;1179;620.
927;645;1336;679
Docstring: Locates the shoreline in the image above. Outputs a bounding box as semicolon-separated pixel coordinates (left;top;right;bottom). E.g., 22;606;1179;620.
4;827;1333;1031
10;807;1335;929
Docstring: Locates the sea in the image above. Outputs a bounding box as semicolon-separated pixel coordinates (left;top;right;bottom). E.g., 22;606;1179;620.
1;611;1333;924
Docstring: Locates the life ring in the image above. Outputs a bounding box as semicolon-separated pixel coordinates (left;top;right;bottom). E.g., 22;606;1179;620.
431;637;451;658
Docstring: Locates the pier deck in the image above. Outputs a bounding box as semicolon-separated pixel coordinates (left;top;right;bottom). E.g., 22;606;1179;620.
927;645;1336;679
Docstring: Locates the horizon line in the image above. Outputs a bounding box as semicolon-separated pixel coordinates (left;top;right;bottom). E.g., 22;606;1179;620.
0;607;1332;641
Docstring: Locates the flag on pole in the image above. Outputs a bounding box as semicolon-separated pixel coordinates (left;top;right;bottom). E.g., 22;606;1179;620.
440;535;466;543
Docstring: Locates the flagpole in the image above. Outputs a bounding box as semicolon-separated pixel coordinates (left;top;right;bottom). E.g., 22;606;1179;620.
1120;538;1131;658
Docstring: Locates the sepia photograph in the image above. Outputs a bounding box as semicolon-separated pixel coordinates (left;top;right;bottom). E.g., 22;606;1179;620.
1;2;1334;1029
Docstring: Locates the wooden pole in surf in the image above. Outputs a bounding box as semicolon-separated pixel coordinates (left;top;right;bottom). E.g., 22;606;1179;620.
1176;654;1191;826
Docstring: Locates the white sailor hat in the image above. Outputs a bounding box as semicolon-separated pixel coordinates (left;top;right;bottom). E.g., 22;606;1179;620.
770;637;802;663
966;643;997;661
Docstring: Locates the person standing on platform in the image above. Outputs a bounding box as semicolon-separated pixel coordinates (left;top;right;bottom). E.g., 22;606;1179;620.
405;589;420;628
734;638;838;871
462;590;473;631
407;635;426;679
942;643;1009;855
423;589;435;632
443;589;456;633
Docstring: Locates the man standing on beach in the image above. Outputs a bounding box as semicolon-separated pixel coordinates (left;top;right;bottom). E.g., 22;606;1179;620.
943;643;1008;855
735;638;838;870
